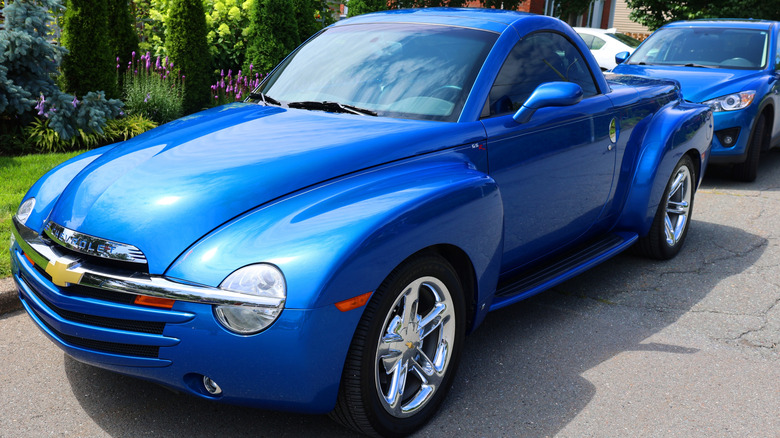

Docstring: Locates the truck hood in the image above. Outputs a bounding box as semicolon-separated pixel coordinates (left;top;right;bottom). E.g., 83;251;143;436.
611;64;766;103
48;103;484;274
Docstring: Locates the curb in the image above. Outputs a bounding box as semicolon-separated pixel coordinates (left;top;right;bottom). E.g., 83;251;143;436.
0;277;21;315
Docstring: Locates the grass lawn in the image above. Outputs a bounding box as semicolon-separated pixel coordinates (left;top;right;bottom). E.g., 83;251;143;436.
1;151;83;277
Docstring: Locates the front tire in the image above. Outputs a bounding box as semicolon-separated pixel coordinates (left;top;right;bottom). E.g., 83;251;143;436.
636;155;695;260
331;255;465;437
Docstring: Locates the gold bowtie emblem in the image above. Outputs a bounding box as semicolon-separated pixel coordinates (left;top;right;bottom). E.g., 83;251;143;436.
45;258;84;287
406;342;414;349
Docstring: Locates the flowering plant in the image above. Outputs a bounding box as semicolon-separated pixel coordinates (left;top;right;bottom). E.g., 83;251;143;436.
211;64;266;105
121;51;184;124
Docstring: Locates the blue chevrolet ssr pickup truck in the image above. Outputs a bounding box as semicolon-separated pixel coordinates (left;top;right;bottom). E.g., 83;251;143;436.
10;8;712;437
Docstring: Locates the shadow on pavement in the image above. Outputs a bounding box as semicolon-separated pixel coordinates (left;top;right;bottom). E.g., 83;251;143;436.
62;214;765;437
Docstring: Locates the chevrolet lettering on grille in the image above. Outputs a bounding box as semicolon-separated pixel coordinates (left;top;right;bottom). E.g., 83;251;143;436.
44;221;148;264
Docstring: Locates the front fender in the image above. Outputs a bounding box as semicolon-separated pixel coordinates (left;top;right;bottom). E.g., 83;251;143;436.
165;147;504;313
616;101;712;236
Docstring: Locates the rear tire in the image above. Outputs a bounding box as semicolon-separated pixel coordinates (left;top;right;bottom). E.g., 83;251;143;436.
330;255;465;437
636;155;695;260
733;115;765;182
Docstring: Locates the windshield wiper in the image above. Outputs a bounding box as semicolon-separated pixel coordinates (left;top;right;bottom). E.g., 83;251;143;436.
248;92;282;106
682;63;713;68
287;101;377;116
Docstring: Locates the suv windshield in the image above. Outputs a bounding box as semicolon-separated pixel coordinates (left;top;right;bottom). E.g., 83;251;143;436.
628;27;769;69
257;23;498;122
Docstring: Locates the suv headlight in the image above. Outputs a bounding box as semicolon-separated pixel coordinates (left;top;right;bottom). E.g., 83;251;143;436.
703;91;755;112
16;197;36;225
214;263;286;334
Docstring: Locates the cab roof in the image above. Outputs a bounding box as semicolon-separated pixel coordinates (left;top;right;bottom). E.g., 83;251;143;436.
333;7;536;34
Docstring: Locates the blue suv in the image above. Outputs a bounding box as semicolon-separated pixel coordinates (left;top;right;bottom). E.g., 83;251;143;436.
613;20;780;181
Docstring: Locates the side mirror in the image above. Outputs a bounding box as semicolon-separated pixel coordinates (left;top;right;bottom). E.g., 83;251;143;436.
513;82;583;124
615;51;630;65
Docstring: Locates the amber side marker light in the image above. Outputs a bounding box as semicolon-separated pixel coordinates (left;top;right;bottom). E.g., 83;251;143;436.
134;295;176;309
23;253;35;266
335;291;373;312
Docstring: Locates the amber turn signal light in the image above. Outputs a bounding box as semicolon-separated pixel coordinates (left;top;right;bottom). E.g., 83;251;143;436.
134;295;176;309
335;291;373;312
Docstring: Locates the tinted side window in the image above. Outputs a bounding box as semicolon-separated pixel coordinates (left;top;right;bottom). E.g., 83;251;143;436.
591;36;606;50
487;32;599;117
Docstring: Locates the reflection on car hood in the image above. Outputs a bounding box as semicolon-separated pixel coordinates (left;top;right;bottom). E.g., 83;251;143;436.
48;103;482;273
611;64;766;102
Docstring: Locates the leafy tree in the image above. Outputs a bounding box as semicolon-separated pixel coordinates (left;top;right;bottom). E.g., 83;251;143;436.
166;0;212;113
0;0;123;146
60;0;118;98
133;0;170;56
245;0;300;72
347;0;387;17
205;0;254;75
627;0;780;31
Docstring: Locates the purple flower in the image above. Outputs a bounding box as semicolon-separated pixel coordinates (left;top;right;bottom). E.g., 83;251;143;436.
182;75;186;80
236;91;242;100
116;56;120;62
249;63;253;71
221;69;225;77
144;92;150;103
35;94;46;116
132;51;136;58
156;56;161;70
227;69;232;78
215;95;218;100
116;64;120;70
71;96;79;108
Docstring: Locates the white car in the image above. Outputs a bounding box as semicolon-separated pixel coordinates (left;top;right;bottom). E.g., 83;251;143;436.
574;27;641;71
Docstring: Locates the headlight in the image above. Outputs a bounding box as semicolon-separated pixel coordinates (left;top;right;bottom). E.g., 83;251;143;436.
214;263;286;334
16;197;36;225
703;91;755;112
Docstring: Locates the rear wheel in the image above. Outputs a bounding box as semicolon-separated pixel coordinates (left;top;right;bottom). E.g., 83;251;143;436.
636;155;695;260
331;255;465;437
733;115;765;182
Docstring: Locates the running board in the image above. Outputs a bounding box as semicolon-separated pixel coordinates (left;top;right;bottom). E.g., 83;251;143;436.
490;232;638;311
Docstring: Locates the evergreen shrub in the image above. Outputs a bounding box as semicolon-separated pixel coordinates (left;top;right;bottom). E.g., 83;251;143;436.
166;0;212;113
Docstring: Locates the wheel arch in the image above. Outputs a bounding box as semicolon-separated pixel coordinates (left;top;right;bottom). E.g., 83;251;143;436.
416;244;479;334
615;101;712;237
758;103;774;151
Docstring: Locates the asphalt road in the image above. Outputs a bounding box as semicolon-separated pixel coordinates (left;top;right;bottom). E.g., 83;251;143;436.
2;152;779;437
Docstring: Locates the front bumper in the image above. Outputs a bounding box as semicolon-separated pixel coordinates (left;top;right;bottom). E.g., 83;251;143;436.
10;217;355;413
707;107;758;164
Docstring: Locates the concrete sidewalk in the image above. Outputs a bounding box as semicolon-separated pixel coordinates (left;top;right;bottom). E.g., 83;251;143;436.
0;277;21;315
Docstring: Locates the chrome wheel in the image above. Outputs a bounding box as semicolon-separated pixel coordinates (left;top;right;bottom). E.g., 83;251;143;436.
374;276;456;418
664;165;692;246
635;155;696;260
331;255;464;436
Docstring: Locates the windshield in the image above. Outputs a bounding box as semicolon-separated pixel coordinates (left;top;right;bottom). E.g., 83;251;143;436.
607;32;641;48
257;23;498;122
628;27;769;69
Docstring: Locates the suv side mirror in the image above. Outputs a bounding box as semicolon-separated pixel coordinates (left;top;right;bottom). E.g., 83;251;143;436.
615;51;630;65
513;82;583;124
